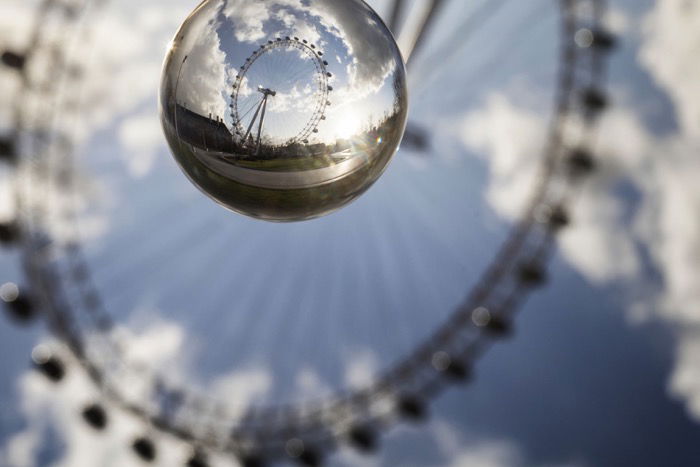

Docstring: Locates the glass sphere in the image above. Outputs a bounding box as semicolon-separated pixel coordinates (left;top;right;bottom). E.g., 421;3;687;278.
159;0;408;222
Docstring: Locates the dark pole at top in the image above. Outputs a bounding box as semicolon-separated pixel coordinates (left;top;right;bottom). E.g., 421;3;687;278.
388;0;406;37
404;0;446;66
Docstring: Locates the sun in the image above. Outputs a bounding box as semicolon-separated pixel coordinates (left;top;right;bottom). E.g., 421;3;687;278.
331;108;362;139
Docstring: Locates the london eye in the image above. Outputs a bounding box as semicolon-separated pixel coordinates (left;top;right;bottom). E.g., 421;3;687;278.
230;37;332;154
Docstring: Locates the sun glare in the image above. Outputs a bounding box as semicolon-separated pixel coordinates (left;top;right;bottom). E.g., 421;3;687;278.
332;109;362;139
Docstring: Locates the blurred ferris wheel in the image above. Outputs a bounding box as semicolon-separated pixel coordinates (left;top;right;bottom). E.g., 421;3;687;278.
0;0;615;465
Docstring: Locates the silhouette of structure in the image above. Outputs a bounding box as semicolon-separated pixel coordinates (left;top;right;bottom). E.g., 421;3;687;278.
175;104;236;153
242;86;276;155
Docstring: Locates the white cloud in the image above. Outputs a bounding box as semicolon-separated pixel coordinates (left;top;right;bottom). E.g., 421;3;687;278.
104;314;273;421
223;1;272;43
447;441;522;467
4;427;38;467
558;202;639;285
431;419;523;467
18;162;113;245
459;94;546;221
670;334;700;419
604;6;631;35
1;340;187;467
294;367;332;400
209;367;272;421
0;316;273;467
344;349;379;389
168;4;229;121
66;10;173;141
639;0;700;140
0;170;17;222
333;416;527;467
452;0;700;426
557;108;649;284
632;0;700;421
116;319;185;367
118;113;163;178
0;3;32;131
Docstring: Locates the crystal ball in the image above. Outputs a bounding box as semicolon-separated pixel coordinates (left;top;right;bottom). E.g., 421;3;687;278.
159;0;408;222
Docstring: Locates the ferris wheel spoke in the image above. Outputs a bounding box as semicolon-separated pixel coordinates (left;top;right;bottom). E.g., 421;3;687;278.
82;150;131;174
431;41;554;110
249;230;316;363
414;0;550;102
401;0;446;65
411;0;509;86
385;182;461;331
286;61;315;85
352;204;404;358
328;211;376;381
227;275;289;386
85;183;210;266
372;189;424;354
395;163;490;272
135;231;232;313
268;231;326;398
349;213;375;353
199;226;283;375
159;222;245;321
278;44;296;78
93;214;224;309
236;98;262;125
241;236;299;353
387;0;407;36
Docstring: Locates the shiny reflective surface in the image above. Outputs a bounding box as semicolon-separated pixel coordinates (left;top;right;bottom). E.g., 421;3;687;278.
160;0;407;221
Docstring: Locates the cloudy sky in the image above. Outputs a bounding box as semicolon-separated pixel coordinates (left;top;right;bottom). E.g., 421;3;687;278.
164;0;401;145
2;0;700;466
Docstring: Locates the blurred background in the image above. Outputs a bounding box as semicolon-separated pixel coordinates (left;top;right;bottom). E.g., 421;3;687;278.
1;0;700;465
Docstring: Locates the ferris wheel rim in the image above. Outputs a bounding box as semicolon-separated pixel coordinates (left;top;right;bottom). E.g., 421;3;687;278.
3;0;614;462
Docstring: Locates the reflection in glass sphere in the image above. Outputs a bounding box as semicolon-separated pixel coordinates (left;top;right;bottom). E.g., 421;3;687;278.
159;0;408;221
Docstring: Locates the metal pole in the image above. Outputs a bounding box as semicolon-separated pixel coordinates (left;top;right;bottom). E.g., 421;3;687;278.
173;55;187;139
243;96;265;145
404;0;446;65
255;95;269;156
388;0;406;36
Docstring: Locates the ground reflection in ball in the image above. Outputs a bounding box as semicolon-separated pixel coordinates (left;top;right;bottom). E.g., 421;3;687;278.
160;0;408;222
